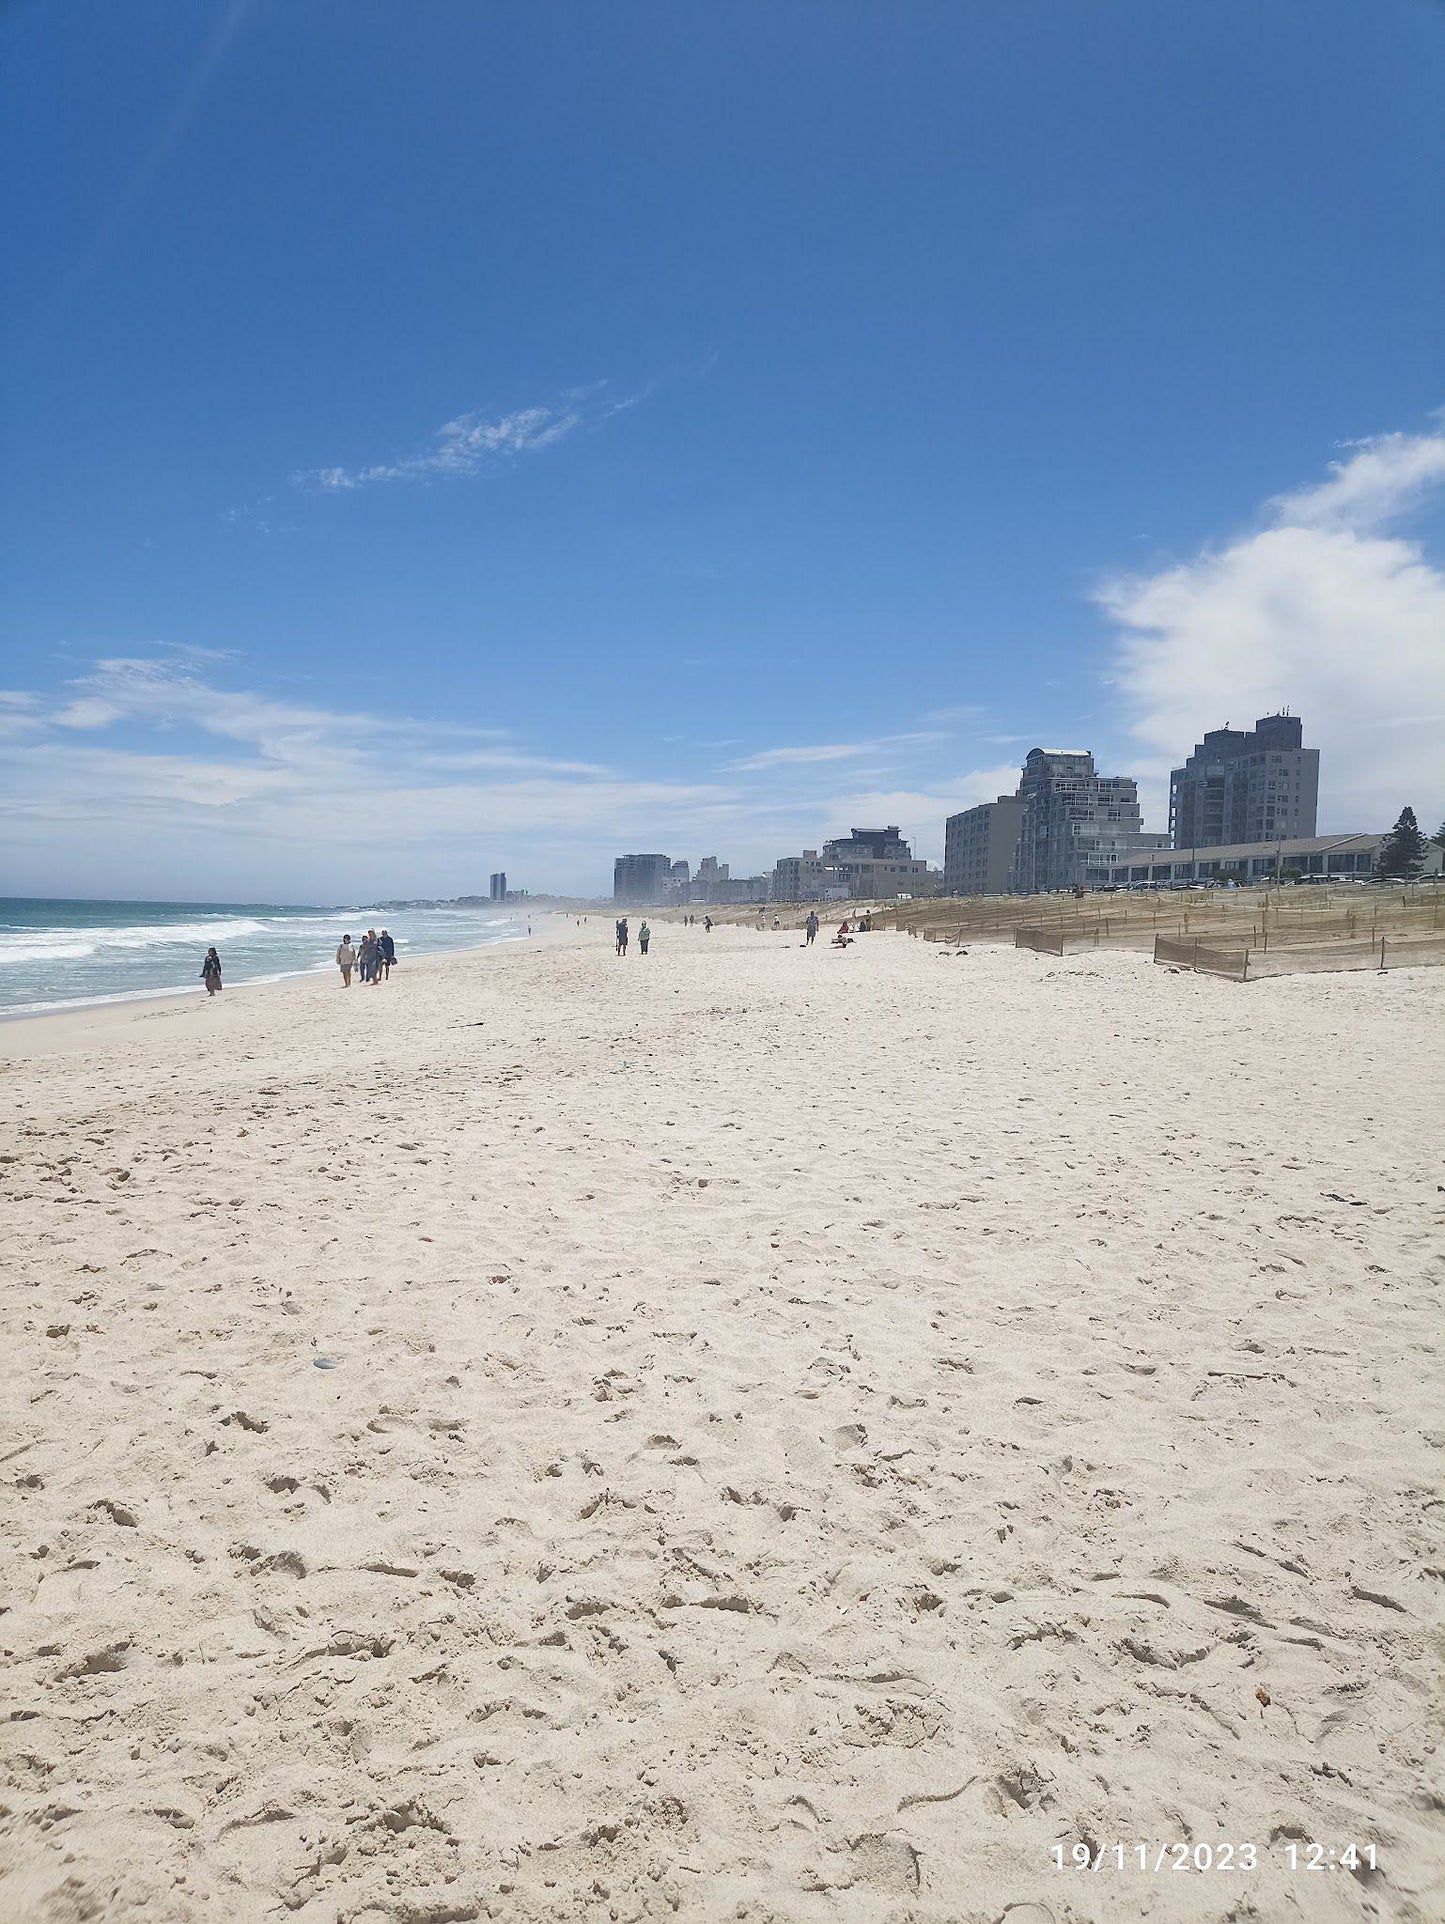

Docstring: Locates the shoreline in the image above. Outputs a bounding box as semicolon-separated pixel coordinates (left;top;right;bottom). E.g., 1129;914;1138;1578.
0;924;546;1056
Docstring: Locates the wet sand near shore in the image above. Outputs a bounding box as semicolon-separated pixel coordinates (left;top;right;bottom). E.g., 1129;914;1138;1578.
2;921;1441;1922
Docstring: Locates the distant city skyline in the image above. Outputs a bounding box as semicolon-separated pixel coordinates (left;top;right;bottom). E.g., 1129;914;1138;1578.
2;4;1443;902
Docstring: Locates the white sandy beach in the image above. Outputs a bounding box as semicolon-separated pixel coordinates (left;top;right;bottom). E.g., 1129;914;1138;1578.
2;920;1442;1923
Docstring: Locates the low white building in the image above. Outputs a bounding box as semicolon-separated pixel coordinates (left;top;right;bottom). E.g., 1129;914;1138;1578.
1104;832;1440;887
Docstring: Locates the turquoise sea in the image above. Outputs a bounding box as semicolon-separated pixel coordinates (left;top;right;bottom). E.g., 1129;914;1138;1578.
0;897;527;1017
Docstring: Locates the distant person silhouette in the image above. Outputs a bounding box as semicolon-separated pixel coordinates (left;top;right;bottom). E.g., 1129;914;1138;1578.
201;948;222;995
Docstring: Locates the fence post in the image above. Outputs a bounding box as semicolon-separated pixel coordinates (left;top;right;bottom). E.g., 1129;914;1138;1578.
1241;948;1249;983
1379;936;1386;972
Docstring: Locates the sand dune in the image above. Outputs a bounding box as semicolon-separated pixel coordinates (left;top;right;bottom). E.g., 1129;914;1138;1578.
2;921;1441;1922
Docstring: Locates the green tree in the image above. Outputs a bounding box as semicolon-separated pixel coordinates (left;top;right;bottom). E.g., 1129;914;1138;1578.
1432;817;1445;849
1376;807;1429;881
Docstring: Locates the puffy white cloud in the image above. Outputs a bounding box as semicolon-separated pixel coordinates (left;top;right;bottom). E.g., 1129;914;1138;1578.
1269;426;1445;532
1100;425;1445;832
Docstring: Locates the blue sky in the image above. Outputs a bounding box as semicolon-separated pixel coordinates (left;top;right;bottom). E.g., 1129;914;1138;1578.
3;0;1443;901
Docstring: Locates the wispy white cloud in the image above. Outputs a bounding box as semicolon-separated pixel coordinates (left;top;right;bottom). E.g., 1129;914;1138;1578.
297;383;646;493
0;655;1026;895
920;703;988;725
725;730;947;772
0;655;737;898
1099;421;1445;832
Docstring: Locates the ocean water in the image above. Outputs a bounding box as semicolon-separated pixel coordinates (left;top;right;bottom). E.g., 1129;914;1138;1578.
0;898;529;1017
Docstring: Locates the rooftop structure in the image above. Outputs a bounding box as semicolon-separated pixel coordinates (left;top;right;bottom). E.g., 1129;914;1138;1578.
822;825;912;863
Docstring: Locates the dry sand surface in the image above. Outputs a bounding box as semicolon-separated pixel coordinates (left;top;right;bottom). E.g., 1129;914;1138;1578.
2;920;1442;1924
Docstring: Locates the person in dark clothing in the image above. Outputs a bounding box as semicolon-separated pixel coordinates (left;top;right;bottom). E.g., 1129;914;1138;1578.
615;917;629;955
201;948;222;995
378;929;396;979
804;911;819;945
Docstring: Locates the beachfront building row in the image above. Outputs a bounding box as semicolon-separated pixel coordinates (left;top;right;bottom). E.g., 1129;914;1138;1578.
616;826;941;905
944;716;1327;895
613;850;773;906
943;750;1166;896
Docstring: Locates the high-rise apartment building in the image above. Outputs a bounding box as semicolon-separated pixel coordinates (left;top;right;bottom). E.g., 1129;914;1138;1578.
1008;749;1166;893
489;871;507;902
613;853;671;905
1168;713;1319;849
943;796;1027;895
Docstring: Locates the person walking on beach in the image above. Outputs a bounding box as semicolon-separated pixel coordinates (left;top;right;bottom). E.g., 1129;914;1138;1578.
804;911;818;945
704;915;713;933
336;934;356;986
378;929;396;979
616;916;629;956
201;947;222;995
638;920;651;955
359;931;378;983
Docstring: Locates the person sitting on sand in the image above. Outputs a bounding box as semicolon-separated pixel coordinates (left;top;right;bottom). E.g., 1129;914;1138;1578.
336;934;356;987
201;947;222;995
832;920;853;947
639;920;651;955
378;929;396;979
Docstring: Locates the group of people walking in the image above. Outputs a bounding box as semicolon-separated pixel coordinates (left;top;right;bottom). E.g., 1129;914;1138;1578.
197;927;399;1000
335;928;395;987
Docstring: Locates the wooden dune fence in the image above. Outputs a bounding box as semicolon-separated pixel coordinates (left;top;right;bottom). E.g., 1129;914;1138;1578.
1155;931;1445;982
